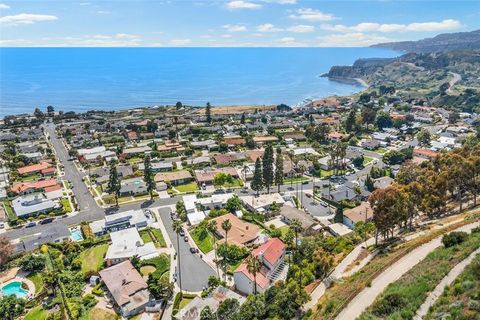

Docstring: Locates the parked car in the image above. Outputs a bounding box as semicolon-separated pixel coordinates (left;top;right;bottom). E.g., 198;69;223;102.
40;217;55;224
184;236;188;242
25;222;36;228
189;247;197;254
0;222;5;229
179;229;185;236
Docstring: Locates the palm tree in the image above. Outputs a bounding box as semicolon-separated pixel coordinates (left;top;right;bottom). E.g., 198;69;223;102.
221;219;232;245
172;219;183;293
246;254;262;294
207;220;220;278
43;270;59;295
290;218;303;262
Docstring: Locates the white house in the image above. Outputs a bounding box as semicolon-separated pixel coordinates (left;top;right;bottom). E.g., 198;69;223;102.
234;238;288;295
105;228;158;266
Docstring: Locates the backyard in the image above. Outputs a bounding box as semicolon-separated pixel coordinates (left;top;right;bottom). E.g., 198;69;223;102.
78;244;108;276
190;225;215;253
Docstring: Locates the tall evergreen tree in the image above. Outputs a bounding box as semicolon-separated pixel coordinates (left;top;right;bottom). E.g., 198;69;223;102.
107;160;121;206
262;144;274;193
240;113;246;124
345;109;356;133
274;147;284;192
206;102;212;124
251;158;263;195
144;155;155;200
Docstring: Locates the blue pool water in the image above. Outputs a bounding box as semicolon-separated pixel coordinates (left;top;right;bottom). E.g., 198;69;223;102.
0;47;398;116
70;228;84;242
1;281;29;299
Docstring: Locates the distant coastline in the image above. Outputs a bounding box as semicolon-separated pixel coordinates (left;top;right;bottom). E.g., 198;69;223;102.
0;47;397;116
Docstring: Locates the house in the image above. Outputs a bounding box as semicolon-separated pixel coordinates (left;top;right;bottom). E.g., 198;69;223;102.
280;204;317;232
21;152;43;162
292;147;320;157
105;228;158;266
183;193;236;225
328;131;345;142
213;153;245;166
154;170;193;186
343;201;373;229
11;178;59;195
120;178;148;196
211;213;260;247
190;139;218;150
89;209;152;236
361;139;380;150
234;238;288;295
373;176;394;190
17;162;54;176
99;260;151;317
138;161;173;172
413;148;438;160
176;287;246;320
240;193;285;212
224;138;246;147
195;167;239;186
17;222;71;252
253;136;278;144
12;194;58;218
328;222;353;237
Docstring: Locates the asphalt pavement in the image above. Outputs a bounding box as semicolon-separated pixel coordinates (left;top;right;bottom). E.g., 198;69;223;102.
157;206;216;292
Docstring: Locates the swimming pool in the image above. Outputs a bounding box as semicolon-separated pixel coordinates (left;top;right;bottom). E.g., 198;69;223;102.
70;228;84;242
1;281;29;299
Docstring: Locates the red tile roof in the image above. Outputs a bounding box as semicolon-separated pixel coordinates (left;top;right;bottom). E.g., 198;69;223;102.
252;238;285;266
11;178;59;194
235;263;270;289
413;148;438;159
18;162;52;175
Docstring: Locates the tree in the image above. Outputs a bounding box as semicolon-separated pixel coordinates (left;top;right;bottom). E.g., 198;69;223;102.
274;148;284;192
246;254;262;294
148;274;174;300
448;111;460;124
312;248;334;279
290;219;303;261
251;158;263;195
241;113;246;124
34;107;44;119
47;105;55;114
217;298;240;320
0;236;13;266
0;295;25;320
207;220;220;278
175;101;183;109
107;160;121;206
143;155;155;200
262;145;274;193
361;107;377;130
20;254;45;272
206;102;212;124
221;219;232;246
172;219;184;292
200;306;216;320
345;109;356;133
225;195;242;212
416;128;431;146
43;270;60;296
334;204;344;223
376;111;392;130
365;174;375;192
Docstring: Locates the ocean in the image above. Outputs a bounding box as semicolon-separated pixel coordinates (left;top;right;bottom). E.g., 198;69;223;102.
0;47;398;116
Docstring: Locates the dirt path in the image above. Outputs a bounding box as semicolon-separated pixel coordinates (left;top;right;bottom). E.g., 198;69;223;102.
413;246;480;320
446;72;462;94
335;221;480;320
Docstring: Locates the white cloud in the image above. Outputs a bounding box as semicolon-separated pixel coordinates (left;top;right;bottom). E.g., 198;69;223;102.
287;24;314;33
317;33;390;47
170;39;192;45
0;13;58;26
97;10;111;14
226;1;262;10
0;3;10;9
222;24;247;32
264;0;296;4
320;19;463;33
257;23;283;32
116;33;140;39
222;34;232;38
289;8;336;21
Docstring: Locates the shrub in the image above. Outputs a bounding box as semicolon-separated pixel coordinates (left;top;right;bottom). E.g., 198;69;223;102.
442;231;468;248
372;293;406;317
82;294;98;309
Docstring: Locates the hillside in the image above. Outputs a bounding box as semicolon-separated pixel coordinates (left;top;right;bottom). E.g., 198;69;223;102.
371;29;480;53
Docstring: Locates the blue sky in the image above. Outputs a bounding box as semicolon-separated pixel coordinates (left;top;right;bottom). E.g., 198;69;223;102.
0;0;479;47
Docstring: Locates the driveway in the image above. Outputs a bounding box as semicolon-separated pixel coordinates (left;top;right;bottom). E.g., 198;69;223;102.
157;207;216;292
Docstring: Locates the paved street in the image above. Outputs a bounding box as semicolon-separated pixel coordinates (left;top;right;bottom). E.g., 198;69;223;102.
157;207;216;292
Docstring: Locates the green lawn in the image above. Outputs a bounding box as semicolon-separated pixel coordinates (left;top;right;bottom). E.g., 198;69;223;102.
375;147;388;155
25;306;48;320
363;156;374;166
179;296;196;310
190;226;214;253
78;244;108;276
278;225;290;238
61;198;73;213
175;181;199;193
84;308;119;320
139;229;154;244
359;230;480;320
227;260;243;274
150;228;167;247
1;201;17;223
140;254;170;279
18;173;41;182
215;178;244;189
283;176;310;184
27;271;44;294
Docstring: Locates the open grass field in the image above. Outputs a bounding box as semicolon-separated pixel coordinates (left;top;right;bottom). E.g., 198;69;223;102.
359;230;480;319
79;244;108;276
425;253;480;319
27;271;44;294
174;181;199;193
